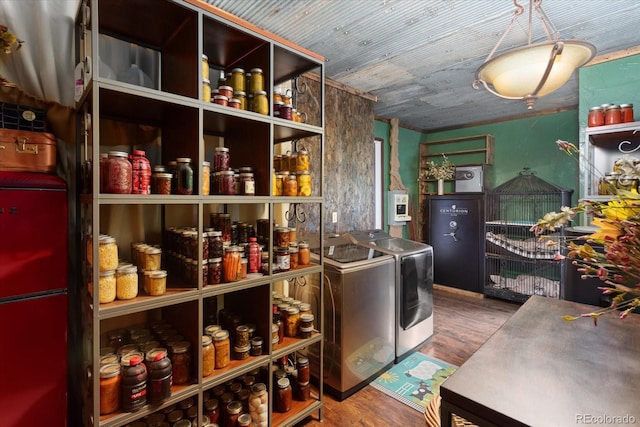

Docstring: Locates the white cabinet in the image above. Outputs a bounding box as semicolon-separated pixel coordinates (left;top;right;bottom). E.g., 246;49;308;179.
75;1;324;426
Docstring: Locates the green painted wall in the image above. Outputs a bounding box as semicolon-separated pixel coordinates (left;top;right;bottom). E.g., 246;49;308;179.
375;111;580;236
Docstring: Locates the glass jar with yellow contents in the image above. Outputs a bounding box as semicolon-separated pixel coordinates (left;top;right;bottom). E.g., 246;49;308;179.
296;170;311;196
284;174;298;197
295;148;310;172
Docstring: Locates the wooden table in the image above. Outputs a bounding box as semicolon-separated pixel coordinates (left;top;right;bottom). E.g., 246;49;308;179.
440;296;640;427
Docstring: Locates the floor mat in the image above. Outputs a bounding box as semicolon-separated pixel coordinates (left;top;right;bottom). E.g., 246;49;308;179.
370;352;457;412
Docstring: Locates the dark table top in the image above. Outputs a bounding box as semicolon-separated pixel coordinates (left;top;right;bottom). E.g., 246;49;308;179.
440;296;640;427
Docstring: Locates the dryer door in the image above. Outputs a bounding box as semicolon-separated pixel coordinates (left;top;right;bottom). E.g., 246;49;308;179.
400;250;433;329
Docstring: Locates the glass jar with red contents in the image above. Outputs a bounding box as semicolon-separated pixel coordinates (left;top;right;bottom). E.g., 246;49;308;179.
605;104;621;125
620;104;634;123
105;151;132;194
214;147;230;172
220;170;235;195
275;377;292;412
587;106;604;127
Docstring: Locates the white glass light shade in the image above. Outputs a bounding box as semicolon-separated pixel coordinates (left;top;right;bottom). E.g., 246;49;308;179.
476;40;596;98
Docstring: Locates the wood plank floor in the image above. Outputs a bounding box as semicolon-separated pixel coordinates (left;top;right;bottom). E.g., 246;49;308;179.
296;285;521;426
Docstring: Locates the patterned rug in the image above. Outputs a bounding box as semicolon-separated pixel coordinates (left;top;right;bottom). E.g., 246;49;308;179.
370;352;457;412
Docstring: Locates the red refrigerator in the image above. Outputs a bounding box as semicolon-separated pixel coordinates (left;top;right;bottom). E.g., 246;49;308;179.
0;172;68;427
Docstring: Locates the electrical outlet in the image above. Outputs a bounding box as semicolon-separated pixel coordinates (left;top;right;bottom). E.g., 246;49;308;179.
331;212;338;223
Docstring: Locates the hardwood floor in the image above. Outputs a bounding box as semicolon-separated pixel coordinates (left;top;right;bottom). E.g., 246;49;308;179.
296;285;521;426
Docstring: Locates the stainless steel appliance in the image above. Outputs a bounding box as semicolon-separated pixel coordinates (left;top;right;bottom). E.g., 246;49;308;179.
455;165;489;193
313;234;396;400
347;230;434;362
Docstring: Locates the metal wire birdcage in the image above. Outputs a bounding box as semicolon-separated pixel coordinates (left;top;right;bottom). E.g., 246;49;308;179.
484;169;573;302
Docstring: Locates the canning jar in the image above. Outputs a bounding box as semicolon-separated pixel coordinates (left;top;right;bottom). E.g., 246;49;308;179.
202;78;212;102
213;147;230;172
296;356;310;383
220;170;236;195
105;151;132;194
284;306;300;337
296;148;310;171
120;352;148;411
284;174;297;196
234;343;250;360
225;400;242;427
234;91;247;110
249;383;268;427
202;335;215;377
176;158;194;195
148;270;167;296
208;257;222;285
170;341;191;385
275;227;290;248
297;381;310;401
297;170;311;196
145;246;162;271
223;246;241;282
230;68;245;92
298;242;310;265
98;269;116;304
219;214;232;242
145;348;172;404
228;98;241;109
116;264;138;300
289;245;299;269
240;172;255;195
620;103;634;122
275;247;290;272
273;100;284;118
250;336;263;356
209;230;224;258
238;412;253;427
218;85;233;99
253;90;269;115
202;54;209;79
299;313;314;339
605;104;621;125
205;398;220;424
213;329;230;369
274;172;284;196
249;68;264;93
202;161;211;195
155;172;172;195
99;363;121;414
280;104;292;120
99;235;119;272
235;324;250;348
275;377;292;413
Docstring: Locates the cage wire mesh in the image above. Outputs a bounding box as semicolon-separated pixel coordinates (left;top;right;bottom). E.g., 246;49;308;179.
485;169;573;302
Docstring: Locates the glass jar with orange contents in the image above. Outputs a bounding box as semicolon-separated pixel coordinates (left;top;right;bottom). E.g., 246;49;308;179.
99;363;121;415
298;241;310;266
284;174;297;196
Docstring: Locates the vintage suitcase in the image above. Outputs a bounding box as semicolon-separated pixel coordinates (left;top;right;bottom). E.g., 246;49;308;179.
0;129;57;173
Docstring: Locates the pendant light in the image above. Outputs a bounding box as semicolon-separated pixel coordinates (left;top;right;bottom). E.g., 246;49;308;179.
473;0;596;109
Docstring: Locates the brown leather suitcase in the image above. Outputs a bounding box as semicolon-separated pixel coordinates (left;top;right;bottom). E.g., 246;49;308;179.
0;129;57;173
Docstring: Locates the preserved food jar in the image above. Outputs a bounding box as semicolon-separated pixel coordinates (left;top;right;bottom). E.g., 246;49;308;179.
213;329;230;369
223;246;241;282
220;214;232;242
288;227;297;244
605;104;621;125
298;242;310;265
297;356;310;383
280;104;292;120
247;237;261;274
284;306;300;337
145;348;172;404
273;88;283;104
98;269;116;304
250;337;263;356
218;85;233;99
202;335;215;377
99;363;121;415
221;170;236;195
131;149;151;195
295;148;309;172
249;68;264;93
253;90;268;115
275;227;290;248
588;106;605;127
155;172;172;195
120;352;147;411
235;324;250;347
202;78;212;102
289;245;299;269
99;235;119;272
299;313;314;339
238;412;253;426
208;257;222;285
214;147;230;172
273;100;284;117
116;264;138;300
202;54;209;80
275;377;292;413
205;398;220;424
100;353;119;367
274;173;284;196
145;246;162;271
148;270;167;296
275;248;290;272
209;230;224;258
249;383;268;427
202;161;211;195
284;174;297;196
620;103;634;122
105;151;132;194
234;343;250;360
240;172;255;195
176;158;194;195
170;341;191;385
167;409;184;424
234;91;247;110
296;170;311;196
297;381;310;401
225;400;242;427
228;98;241;109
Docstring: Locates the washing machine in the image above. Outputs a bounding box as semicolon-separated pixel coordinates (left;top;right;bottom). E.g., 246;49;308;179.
347;229;434;362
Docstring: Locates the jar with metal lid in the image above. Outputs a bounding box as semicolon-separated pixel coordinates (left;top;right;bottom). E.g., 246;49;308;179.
253;90;269;115
116;264;138;300
213;329;230;368
274;172;284;196
167;409;184;424
275;227;290;248
271;323;280;349
275;247;290;273
228;98;241;109
289;244;299;269
297;381;310;401
284;306;300;337
170;341;191;385
146;412;165;426
240;172;255;195
218;85;233;99
98;235;119;272
120;352;147;411
249;68;264;93
249;383;268;427
220;214;232;242
620;103;634;122
283;174;297;196
223;245;241;282
234;91;247;110
296;356;310;383
167;160;178;194
202;335;215;377
175;158;194;195
299;302;312;317
213;147;230;172
97;269;116;304
202;161;211;195
275;377;292;413
237;412;253;426
273;88;283;103
174;420;191;427
145;348;172;404
209;230;224;258
148;270;167;296
280;103;292;120
299;313;314;339
145;246;162;271
230;68;245;92
250;336;263;356
298;241;310;266
105;151;132;194
205;398;220;424
225;400;242;427
155;172;172;195
235;324;250;348
220;170;236;195
296;148;310;172
214;94;228;106
297;170;311;196
100;353;120;367
605;104;621;125
234;343;250;360
99;363;121;414
202;78;212;102
208;257;222;285
273;100;284;118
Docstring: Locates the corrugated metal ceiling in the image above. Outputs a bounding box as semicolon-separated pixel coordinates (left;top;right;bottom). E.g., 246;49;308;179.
205;0;640;131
